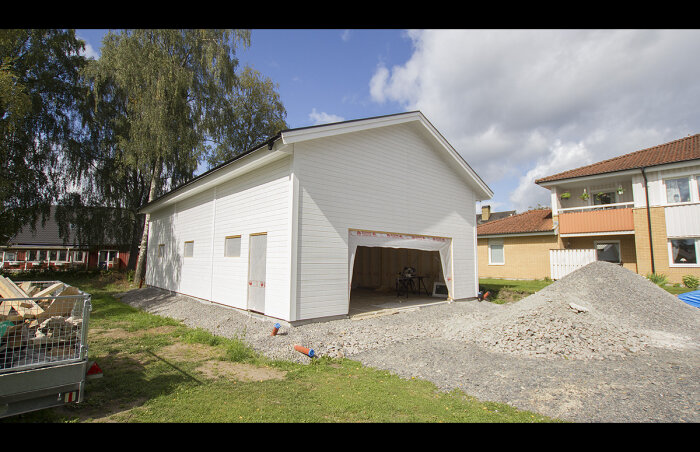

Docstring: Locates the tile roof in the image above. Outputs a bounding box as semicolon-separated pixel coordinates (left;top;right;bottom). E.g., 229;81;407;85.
477;208;554;236
476;210;516;225
535;133;700;184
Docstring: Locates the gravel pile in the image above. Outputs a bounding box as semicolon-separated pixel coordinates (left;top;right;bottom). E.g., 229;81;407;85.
445;261;700;360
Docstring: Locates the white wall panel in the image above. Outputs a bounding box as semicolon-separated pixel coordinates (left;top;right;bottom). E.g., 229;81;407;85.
665;204;700;237
146;156;292;320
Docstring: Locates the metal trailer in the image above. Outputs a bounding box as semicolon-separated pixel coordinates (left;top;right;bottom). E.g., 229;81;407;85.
0;281;92;418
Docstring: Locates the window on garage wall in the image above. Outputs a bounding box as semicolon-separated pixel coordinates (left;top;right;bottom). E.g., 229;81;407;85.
224;235;241;257
184;241;194;258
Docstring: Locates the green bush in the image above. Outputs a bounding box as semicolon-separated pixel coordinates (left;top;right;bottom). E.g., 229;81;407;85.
682;274;699;290
646;273;668;286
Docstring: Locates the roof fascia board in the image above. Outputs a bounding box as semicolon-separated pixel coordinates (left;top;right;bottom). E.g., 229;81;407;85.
280;112;423;144
478;231;555;238
139;146;287;214
537;158;700;187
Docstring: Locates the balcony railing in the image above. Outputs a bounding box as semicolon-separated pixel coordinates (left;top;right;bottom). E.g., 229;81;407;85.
558;204;635;235
558;201;634;213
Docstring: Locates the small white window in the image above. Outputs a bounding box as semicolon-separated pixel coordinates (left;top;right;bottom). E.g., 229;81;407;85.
184;241;194;258
595;241;621;263
224;236;241;257
4;251;17;262
488;239;504;265
57;250;68;261
669;238;699;267
665;177;691;204
158;244;165;257
73;251;85;262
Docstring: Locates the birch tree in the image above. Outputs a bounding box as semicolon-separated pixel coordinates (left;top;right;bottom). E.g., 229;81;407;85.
70;29;286;285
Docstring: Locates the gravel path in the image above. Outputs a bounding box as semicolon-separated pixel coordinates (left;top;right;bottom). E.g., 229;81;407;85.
116;262;700;423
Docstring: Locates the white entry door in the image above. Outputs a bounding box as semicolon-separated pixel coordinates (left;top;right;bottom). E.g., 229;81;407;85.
247;233;267;313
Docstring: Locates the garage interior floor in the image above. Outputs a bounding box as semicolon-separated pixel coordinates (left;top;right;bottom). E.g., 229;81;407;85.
348;288;449;318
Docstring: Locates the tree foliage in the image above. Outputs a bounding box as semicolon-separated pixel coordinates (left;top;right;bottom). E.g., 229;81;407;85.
0;29;86;245
61;29;288;278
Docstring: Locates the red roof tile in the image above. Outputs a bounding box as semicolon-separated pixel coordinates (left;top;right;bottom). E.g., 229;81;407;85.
535;134;700;184
477;208;554;236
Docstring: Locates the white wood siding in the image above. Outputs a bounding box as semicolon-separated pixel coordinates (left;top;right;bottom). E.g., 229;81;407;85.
550;248;597;280
146;156;292;320
665;204;700;238
293;123;477;320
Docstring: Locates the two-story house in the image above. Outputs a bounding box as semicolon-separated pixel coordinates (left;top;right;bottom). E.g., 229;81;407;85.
478;134;700;283
536;133;700;283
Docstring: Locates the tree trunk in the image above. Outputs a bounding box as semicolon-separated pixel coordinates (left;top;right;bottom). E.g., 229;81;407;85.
134;160;161;287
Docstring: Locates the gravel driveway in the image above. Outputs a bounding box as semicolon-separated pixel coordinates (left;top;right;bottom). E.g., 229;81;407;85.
116;262;700;423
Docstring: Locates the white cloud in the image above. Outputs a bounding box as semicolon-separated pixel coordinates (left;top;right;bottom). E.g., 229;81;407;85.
369;29;700;210
309;108;344;125
509;140;593;211
341;30;351;42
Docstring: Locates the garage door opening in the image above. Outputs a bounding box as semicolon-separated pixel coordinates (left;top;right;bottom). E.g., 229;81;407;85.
347;229;452;317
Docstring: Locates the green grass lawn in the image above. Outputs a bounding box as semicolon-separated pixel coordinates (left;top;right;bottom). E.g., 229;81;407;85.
1;270;557;423
478;278;555;304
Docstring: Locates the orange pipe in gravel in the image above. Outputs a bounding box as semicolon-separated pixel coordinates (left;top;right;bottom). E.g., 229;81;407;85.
294;345;315;358
271;323;281;336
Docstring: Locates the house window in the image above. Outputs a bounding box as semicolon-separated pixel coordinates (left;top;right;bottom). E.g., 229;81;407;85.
73;251;85;262
488;239;505;265
669;238;698;266
593;191;616;205
665;177;691;204
595;241;621;263
224;236;241;257
184;241;194;258
4;251;17;262
57;250;68;261
158;244;165;257
28;250;47;262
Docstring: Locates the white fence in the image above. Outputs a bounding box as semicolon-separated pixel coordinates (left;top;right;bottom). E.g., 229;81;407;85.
550;249;597;280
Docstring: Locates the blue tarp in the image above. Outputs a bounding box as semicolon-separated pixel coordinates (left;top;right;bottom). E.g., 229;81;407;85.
678;290;700;308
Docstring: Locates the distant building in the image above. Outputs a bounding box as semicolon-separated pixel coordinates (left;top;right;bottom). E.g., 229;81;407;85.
1;206;132;272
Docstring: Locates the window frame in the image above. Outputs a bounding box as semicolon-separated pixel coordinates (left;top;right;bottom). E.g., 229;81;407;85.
158;243;165;258
183;241;194;258
488;239;505;265
73;250;86;263
594;240;621;264
668;237;700;267
663;175;694;205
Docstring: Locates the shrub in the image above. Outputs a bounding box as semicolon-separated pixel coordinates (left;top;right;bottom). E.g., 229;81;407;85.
682;274;699;290
646;273;668;286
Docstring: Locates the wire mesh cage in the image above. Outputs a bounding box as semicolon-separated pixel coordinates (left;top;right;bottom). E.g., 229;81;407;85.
0;281;91;373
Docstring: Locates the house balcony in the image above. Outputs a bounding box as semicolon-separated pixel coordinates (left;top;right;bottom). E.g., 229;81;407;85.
558;202;635;236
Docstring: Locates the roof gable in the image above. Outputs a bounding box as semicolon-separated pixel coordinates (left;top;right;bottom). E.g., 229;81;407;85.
536;134;700;185
140;111;493;213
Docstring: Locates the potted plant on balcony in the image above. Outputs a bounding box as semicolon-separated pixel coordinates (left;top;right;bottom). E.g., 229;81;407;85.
560;192;571;200
617;185;624;195
579;189;589;201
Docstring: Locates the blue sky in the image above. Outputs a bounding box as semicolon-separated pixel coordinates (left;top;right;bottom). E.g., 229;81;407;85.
75;29;700;214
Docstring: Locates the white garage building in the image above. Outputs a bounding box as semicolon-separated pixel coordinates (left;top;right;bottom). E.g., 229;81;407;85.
139;111;493;324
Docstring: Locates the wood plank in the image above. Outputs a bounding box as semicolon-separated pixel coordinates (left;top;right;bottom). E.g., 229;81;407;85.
0;275;28;298
32;282;65;299
36;287;81;321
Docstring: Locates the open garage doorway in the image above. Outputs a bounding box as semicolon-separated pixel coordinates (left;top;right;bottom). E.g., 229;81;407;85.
347;229;452;318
